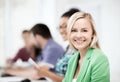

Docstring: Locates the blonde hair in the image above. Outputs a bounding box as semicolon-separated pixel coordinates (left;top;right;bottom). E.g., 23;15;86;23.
67;12;100;50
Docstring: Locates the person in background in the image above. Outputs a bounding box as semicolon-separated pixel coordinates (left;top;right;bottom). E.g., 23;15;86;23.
33;8;80;82
7;30;40;65
3;23;64;79
63;12;110;82
31;23;64;66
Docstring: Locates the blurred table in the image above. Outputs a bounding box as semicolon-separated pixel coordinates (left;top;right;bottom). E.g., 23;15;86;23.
0;76;49;82
0;68;48;82
0;67;53;82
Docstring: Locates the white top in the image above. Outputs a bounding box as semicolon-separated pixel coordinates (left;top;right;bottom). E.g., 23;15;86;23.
73;79;77;82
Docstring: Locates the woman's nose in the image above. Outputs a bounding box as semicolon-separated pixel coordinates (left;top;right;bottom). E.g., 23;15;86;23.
76;32;82;38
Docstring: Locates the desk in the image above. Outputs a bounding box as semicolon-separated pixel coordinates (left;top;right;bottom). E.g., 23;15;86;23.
0;67;53;82
0;76;49;82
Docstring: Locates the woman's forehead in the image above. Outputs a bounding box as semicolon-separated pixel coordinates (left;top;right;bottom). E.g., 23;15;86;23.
72;18;92;28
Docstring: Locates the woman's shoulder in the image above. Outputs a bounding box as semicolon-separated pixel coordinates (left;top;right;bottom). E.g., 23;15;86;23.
92;48;107;58
91;48;109;64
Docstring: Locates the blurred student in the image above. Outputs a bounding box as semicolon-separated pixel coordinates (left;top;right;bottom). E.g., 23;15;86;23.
3;23;64;78
31;23;64;66
7;30;40;65
33;8;80;82
63;12;110;82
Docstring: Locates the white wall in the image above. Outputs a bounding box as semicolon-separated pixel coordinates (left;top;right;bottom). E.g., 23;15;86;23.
0;0;5;66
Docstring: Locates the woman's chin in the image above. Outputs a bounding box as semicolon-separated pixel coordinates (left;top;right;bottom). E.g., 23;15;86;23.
74;45;85;50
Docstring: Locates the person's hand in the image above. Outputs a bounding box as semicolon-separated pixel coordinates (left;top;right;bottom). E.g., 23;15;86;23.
6;58;13;66
34;66;49;78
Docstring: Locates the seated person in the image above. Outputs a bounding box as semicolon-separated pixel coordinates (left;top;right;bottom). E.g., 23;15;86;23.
31;23;64;66
7;30;40;65
31;8;80;82
3;23;64;79
63;12;110;82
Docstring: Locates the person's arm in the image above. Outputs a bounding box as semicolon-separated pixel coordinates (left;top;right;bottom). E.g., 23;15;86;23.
91;55;110;82
35;66;64;82
6;49;26;66
12;49;23;62
40;47;63;66
3;66;39;79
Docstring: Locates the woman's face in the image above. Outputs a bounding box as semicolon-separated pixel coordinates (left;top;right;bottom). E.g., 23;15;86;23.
70;18;93;51
59;17;69;41
22;32;31;45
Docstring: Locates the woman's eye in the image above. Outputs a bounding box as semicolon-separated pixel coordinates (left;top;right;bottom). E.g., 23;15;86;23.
71;29;77;32
83;29;88;32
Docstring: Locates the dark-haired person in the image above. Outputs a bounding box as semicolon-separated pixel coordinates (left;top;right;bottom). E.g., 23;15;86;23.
7;30;40;65
3;24;64;79
30;23;64;67
59;8;80;42
33;8;80;82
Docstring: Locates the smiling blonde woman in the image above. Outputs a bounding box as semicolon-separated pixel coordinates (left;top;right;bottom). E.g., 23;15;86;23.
62;12;110;82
